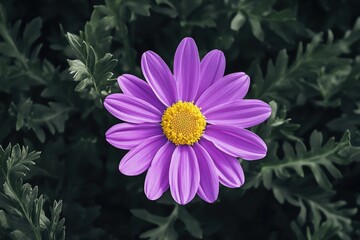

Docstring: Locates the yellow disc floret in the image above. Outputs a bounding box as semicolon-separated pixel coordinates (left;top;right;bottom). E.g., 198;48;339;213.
161;101;206;145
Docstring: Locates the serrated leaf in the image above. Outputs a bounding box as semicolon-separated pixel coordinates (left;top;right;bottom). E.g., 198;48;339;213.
259;131;354;191
12;98;70;142
66;32;117;104
0;144;65;239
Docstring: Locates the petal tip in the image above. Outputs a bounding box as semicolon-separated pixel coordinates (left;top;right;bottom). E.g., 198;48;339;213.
205;198;217;203
146;195;160;201
104;94;117;102
213;49;224;56
182;37;195;43
224;176;244;188
117;74;130;85
118;160;130;175
118;162;126;175
198;191;218;203
141;51;155;63
206;49;225;62
175;197;192;205
144;189;161;201
242;150;267;161
105;131;112;142
242;73;250;81
265;103;272;116
103;95;121;114
103;97;112;111
234;175;245;187
118;163;139;176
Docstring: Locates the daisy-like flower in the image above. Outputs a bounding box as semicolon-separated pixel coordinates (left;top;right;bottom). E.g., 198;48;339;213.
104;37;271;205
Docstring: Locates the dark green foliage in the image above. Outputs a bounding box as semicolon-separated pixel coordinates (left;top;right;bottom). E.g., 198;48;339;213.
66;33;118;105
131;203;202;239
1;0;360;239
0;144;65;240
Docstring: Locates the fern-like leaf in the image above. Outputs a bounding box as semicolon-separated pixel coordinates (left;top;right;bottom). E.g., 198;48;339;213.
10;98;71;143
0;144;66;240
66;32;118;105
0;4;45;86
250;18;360;107
273;182;356;240
258;130;352;190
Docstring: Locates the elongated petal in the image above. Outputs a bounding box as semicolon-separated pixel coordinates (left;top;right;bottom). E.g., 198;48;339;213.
117;74;166;111
119;136;166;176
170;145;200;205
193;143;219;203
204;100;271;128
200;139;244;188
196;50;225;100
204;125;267;160
144;142;175;200
106;123;162;150
174;37;200;101
141;51;177;106
196;73;249;111
104;94;161;123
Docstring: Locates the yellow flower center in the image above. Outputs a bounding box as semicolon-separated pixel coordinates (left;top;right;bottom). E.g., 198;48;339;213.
161;101;206;145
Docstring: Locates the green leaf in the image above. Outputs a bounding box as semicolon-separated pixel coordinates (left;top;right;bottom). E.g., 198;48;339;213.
125;1;151;17
132;208;177;240
258;131;352;190
132;205;202;240
178;207;202;238
251;21;360;104
131;209;168;226
0;144;65;240
11;98;70;142
66;32;118;105
275;182;356;240
9;230;32;240
0;6;45;85
291;220;340;240
230;12;246;31
249;18;264;41
152;0;178;17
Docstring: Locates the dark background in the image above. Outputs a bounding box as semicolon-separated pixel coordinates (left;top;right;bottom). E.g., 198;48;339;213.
1;0;360;239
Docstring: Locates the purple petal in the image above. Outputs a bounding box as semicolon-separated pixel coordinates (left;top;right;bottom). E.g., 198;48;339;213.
169;145;200;205
174;37;200;101
196;73;250;112
141;51;177;106
117;74;166;111
196;50;225;100
204;99;271;128
106;123;163;150
119;136;166;176
144;142;175;200
193;143;219;203
104;94;161;123
204;125;267;160
200;139;245;188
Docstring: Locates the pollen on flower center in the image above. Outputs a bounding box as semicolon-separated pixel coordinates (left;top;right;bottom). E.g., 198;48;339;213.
161;101;206;145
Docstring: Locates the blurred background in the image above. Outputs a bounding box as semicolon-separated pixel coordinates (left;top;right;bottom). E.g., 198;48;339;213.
0;0;360;239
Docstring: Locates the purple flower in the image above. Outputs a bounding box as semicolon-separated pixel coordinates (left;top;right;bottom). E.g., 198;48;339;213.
104;37;271;205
